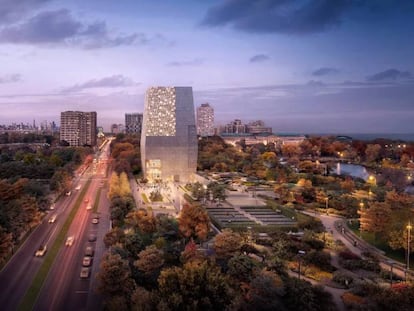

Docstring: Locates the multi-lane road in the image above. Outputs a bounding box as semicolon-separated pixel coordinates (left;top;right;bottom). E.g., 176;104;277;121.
0;142;112;311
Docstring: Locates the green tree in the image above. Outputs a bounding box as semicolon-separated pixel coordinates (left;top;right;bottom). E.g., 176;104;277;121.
158;260;234;311
134;245;164;275
97;252;135;299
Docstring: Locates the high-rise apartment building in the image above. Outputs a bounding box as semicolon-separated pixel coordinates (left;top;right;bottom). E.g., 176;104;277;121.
196;103;214;137
125;113;143;134
60;111;97;146
141;87;197;183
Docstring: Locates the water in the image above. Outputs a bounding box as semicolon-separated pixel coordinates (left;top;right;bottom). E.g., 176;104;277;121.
336;163;369;180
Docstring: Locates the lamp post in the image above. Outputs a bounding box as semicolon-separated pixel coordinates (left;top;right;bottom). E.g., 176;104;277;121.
359;202;364;238
407;222;412;273
298;250;306;280
387;260;394;287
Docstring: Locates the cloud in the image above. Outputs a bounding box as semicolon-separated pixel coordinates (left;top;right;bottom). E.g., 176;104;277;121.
312;67;339;76
201;0;414;35
0;9;152;49
166;58;204;67
0;0;51;25
201;0;353;34
61;75;139;93
366;69;412;82
0;74;21;84
249;54;270;63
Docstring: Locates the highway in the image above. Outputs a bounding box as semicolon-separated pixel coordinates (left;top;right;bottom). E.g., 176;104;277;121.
0;141;112;311
0;181;83;310
34;143;112;310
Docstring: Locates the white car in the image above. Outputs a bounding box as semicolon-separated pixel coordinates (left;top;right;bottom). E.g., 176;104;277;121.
66;191;71;196
65;236;75;246
48;215;57;223
75;185;81;190
86;204;92;210
92;218;99;224
50;204;55;210
35;245;47;257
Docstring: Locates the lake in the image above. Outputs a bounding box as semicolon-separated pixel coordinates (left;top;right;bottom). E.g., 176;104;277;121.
335;163;370;181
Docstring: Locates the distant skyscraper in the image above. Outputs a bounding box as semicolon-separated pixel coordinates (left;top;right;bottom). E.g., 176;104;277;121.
125;113;143;134
141;87;197;183
60;111;97;146
196;103;214;137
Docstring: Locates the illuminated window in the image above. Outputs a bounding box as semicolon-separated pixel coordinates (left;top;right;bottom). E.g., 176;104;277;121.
145;87;176;136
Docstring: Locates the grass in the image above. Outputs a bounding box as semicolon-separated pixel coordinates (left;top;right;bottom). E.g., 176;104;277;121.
18;179;91;311
93;187;102;213
348;221;406;264
141;193;150;204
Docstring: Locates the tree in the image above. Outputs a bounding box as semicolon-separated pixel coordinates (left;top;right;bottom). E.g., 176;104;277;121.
157;260;234;311
388;228;414;252
365;144;381;162
240;270;285;311
340;177;355;193
178;204;210;241
131;286;157;311
108;172;120;200
359;202;392;240
134;245;164;275
97;252;135;298
207;182;226;203
188;182;206;201
126;209;156;234
104;227;125;248
0;226;13;263
214;229;243;258
227;254;258;282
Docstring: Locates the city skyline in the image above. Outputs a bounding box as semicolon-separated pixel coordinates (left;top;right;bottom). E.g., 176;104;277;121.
0;0;414;133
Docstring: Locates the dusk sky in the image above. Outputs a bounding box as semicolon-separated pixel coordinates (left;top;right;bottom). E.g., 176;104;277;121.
0;0;413;134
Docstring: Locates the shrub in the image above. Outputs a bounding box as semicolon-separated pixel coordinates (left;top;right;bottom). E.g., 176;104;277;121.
333;270;355;288
339;250;360;260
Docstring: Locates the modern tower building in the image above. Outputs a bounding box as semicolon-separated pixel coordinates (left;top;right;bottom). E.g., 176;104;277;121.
60;111;97;146
125;113;143;134
141;87;197;183
196;103;214;137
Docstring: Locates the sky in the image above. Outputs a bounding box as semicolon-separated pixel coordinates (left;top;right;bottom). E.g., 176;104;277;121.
0;0;413;134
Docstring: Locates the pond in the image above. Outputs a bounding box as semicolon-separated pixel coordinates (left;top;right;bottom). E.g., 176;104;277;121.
335;163;370;181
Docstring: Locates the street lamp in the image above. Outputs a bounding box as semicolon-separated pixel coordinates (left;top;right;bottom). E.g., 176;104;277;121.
359;202;364;238
387;260;394;287
298;250;306;280
407;222;412;273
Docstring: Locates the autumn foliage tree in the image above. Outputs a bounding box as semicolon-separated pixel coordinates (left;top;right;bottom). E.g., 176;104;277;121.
178;204;210;241
214;229;243;258
359;202;391;240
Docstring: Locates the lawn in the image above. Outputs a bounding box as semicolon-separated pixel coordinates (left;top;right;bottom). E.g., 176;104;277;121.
348;221;406;264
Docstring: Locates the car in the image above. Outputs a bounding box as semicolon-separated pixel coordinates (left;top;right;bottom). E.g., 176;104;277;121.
48;215;57;223
35;245;47;257
66;191;71;196
88;234;97;242
80;267;90;279
82;256;92;267
65;236;75;246
50;204;55;210
86;204;92;210
84;198;89;203
85;246;94;256
92;218;99;224
75;185;81;190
